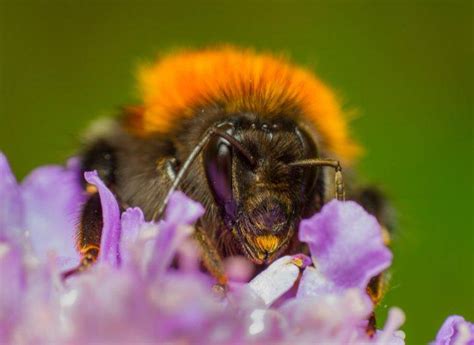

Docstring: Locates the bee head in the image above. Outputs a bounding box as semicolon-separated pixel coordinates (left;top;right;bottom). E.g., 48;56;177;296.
204;118;320;264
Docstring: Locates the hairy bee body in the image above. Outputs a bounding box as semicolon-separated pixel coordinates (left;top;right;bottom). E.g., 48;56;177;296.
74;47;391;287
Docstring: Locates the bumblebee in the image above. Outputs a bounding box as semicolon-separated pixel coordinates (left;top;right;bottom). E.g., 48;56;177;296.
67;47;391;302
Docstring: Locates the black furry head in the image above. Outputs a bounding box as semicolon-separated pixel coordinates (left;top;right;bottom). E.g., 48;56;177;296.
201;115;321;264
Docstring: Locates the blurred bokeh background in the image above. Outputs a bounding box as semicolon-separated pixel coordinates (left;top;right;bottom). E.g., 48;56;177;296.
0;0;472;342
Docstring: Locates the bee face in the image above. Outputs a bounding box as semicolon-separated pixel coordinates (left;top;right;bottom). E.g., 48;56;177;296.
204;117;319;264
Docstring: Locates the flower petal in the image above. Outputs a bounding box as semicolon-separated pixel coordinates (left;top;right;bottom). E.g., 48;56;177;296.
433;315;474;345
281;288;373;343
245;308;285;342
146;192;204;279
21;158;84;268
375;307;406;345
297;266;337;298
84;171;121;267
119;207;145;269
0;243;24;343
120;207;145;249
248;254;309;307
0;152;24;244
165;191;205;226
224;256;255;283
299;200;392;293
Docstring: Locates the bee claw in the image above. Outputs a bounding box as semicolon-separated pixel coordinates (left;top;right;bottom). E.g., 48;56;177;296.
61;248;98;281
366;312;377;337
212;283;228;300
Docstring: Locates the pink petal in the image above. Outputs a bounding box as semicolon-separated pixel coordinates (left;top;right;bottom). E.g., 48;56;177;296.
434;315;474;345
248;255;309;307
22;158;84;269
297;266;337;298
299;200;392;294
120;207;145;248
281;288;373;343
224;256;255;283
0;243;24;342
0;153;24;243
165;191;205;225
147;192;204;279
119;207;146;267
375;307;406;345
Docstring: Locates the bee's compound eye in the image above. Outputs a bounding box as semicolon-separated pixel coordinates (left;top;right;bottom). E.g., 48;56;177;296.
204;134;234;216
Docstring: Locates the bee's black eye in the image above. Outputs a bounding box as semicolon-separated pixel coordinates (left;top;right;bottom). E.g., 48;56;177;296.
204;131;236;223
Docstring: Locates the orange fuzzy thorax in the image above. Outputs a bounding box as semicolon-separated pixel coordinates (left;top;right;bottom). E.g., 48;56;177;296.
131;47;360;163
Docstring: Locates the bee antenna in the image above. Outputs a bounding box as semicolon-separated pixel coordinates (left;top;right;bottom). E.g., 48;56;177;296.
289;159;345;201
213;130;256;168
152;126;256;221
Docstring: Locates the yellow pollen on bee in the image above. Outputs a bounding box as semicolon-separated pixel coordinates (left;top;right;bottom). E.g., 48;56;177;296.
381;226;391;246
291;257;304;268
86;184;98;194
255;235;280;253
80;244;100;255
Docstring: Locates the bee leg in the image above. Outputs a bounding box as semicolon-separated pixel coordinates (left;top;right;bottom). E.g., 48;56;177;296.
351;186;393;335
366;312;377;337
353;186;393;304
365;274;388;336
194;227;227;287
63;140;117;279
62;190;104;279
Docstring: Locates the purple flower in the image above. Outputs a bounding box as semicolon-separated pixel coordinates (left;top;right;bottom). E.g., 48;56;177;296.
0;152;468;344
433;315;474;345
147;191;204;279
0;243;24;342
23;159;85;268
0;153;84;269
0;154;24;243
298;199;392;297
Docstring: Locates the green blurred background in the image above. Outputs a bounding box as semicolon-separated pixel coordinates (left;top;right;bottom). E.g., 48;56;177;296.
0;0;472;342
